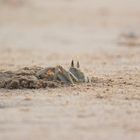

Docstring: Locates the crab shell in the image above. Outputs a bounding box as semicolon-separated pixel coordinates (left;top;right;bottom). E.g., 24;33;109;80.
36;65;87;84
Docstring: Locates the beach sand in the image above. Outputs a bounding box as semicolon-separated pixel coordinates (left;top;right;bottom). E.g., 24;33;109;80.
0;0;140;140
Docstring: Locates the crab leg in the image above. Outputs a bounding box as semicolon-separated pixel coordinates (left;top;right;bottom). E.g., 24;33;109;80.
69;71;79;83
54;66;75;84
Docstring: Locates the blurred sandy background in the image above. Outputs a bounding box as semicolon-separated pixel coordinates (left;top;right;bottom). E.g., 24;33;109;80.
0;0;140;140
0;0;140;52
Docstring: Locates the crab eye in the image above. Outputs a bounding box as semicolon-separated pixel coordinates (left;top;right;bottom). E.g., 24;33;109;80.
77;61;80;68
71;60;74;67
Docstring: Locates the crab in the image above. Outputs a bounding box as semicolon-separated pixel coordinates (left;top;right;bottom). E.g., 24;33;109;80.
36;60;89;85
0;61;89;89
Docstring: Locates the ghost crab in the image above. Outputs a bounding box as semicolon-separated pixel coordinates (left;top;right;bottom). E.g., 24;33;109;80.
0;61;89;89
36;60;89;85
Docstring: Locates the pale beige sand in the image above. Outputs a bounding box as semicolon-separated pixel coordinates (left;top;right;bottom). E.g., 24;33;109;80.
0;0;140;140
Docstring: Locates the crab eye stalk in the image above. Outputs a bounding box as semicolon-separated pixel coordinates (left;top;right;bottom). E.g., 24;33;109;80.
77;61;80;68
71;60;74;67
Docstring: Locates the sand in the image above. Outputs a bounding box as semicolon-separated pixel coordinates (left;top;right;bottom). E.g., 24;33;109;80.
0;0;140;140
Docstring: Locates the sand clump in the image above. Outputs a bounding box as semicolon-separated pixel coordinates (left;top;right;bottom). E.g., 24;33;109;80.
0;67;61;89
